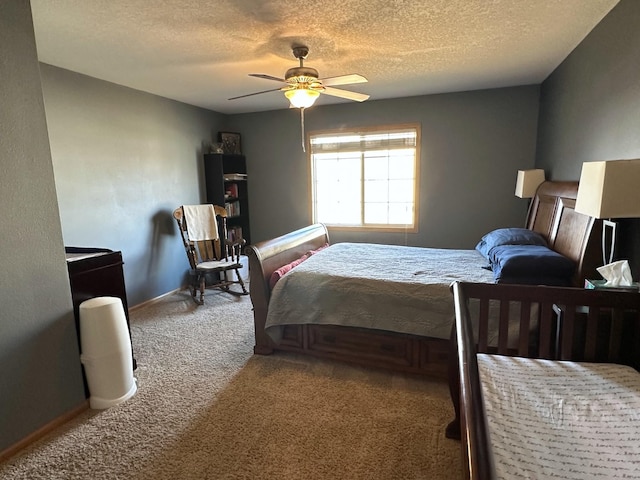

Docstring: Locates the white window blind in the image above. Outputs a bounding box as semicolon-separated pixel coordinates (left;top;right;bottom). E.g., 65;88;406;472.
309;125;419;229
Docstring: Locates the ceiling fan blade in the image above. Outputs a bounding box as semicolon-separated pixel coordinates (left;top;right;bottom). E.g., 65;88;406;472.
322;86;370;102
228;87;283;101
320;74;368;87
249;73;286;83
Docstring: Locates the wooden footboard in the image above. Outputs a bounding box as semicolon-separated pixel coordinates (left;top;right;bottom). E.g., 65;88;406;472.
448;281;640;480
246;224;331;354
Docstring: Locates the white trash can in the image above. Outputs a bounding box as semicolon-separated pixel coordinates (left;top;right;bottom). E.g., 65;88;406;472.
79;296;137;409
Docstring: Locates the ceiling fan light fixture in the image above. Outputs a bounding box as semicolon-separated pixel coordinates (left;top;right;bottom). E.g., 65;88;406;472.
285;88;320;108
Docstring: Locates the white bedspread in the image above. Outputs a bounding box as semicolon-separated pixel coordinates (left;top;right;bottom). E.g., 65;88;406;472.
478;354;640;479
265;242;494;342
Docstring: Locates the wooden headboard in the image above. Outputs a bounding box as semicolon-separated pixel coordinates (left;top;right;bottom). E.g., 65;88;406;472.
526;181;601;286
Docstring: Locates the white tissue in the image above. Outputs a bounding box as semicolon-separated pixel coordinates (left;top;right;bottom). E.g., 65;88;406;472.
597;260;634;287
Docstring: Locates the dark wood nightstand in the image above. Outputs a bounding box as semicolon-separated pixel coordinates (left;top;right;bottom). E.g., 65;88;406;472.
553;297;640;369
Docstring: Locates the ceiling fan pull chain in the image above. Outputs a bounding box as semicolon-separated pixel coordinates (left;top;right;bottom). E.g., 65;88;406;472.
300;107;306;152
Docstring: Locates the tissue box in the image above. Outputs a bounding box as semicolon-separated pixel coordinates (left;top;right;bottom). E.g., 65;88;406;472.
584;279;640;292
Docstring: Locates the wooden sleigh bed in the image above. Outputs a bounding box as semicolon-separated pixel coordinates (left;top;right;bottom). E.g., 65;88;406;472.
246;181;602;377
448;281;640;479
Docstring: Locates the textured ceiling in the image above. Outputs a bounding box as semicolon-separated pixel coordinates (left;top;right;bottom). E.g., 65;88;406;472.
30;0;619;114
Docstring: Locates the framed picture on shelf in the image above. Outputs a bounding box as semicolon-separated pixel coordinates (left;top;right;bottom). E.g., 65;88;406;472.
218;132;242;155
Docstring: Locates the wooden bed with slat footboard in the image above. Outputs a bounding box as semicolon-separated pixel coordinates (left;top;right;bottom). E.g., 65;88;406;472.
247;181;602;377
448;281;640;479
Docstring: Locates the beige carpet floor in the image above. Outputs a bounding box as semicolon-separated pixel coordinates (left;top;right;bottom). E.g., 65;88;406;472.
0;288;462;479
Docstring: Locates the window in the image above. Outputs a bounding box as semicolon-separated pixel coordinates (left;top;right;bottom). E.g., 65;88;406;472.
309;124;419;231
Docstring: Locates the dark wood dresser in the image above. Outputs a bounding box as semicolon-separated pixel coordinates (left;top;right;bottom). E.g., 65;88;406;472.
65;247;137;397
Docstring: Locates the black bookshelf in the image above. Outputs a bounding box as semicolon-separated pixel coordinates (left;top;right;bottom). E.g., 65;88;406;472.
203;154;250;245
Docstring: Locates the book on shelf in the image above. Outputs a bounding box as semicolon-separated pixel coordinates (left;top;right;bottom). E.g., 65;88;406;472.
225;183;239;199
225;201;240;217
227;226;243;243
223;173;247;182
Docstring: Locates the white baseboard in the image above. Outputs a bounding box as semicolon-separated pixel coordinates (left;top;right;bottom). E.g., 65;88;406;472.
130;259;250;311
128;287;183;312
0;401;88;463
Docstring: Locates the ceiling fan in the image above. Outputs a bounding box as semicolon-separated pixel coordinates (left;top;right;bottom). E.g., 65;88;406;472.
229;45;370;109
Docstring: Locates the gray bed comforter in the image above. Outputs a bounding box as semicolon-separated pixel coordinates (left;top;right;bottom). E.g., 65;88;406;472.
265;242;495;342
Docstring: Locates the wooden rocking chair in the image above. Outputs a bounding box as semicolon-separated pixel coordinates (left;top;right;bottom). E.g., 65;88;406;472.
173;205;248;304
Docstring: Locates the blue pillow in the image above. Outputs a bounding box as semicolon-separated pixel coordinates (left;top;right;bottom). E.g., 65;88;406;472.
475;228;547;259
488;244;575;285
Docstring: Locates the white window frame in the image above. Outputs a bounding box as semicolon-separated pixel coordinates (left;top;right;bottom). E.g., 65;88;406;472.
308;123;420;232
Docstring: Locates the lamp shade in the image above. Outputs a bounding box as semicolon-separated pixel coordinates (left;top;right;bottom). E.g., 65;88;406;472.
575;159;640;218
285;88;320;109
515;169;546;198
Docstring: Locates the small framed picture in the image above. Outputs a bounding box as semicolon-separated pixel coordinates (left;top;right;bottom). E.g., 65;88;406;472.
218;132;242;155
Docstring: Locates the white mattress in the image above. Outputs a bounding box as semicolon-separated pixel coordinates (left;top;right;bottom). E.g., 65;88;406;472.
478;354;640;479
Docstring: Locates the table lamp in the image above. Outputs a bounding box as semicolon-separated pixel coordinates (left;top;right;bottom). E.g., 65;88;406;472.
574;159;640;265
515;169;546;198
515;169;546;227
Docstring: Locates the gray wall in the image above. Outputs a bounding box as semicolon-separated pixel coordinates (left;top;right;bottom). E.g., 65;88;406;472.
40;64;227;306
0;1;85;452
230;85;540;249
1;11;226;454
536;0;640;275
